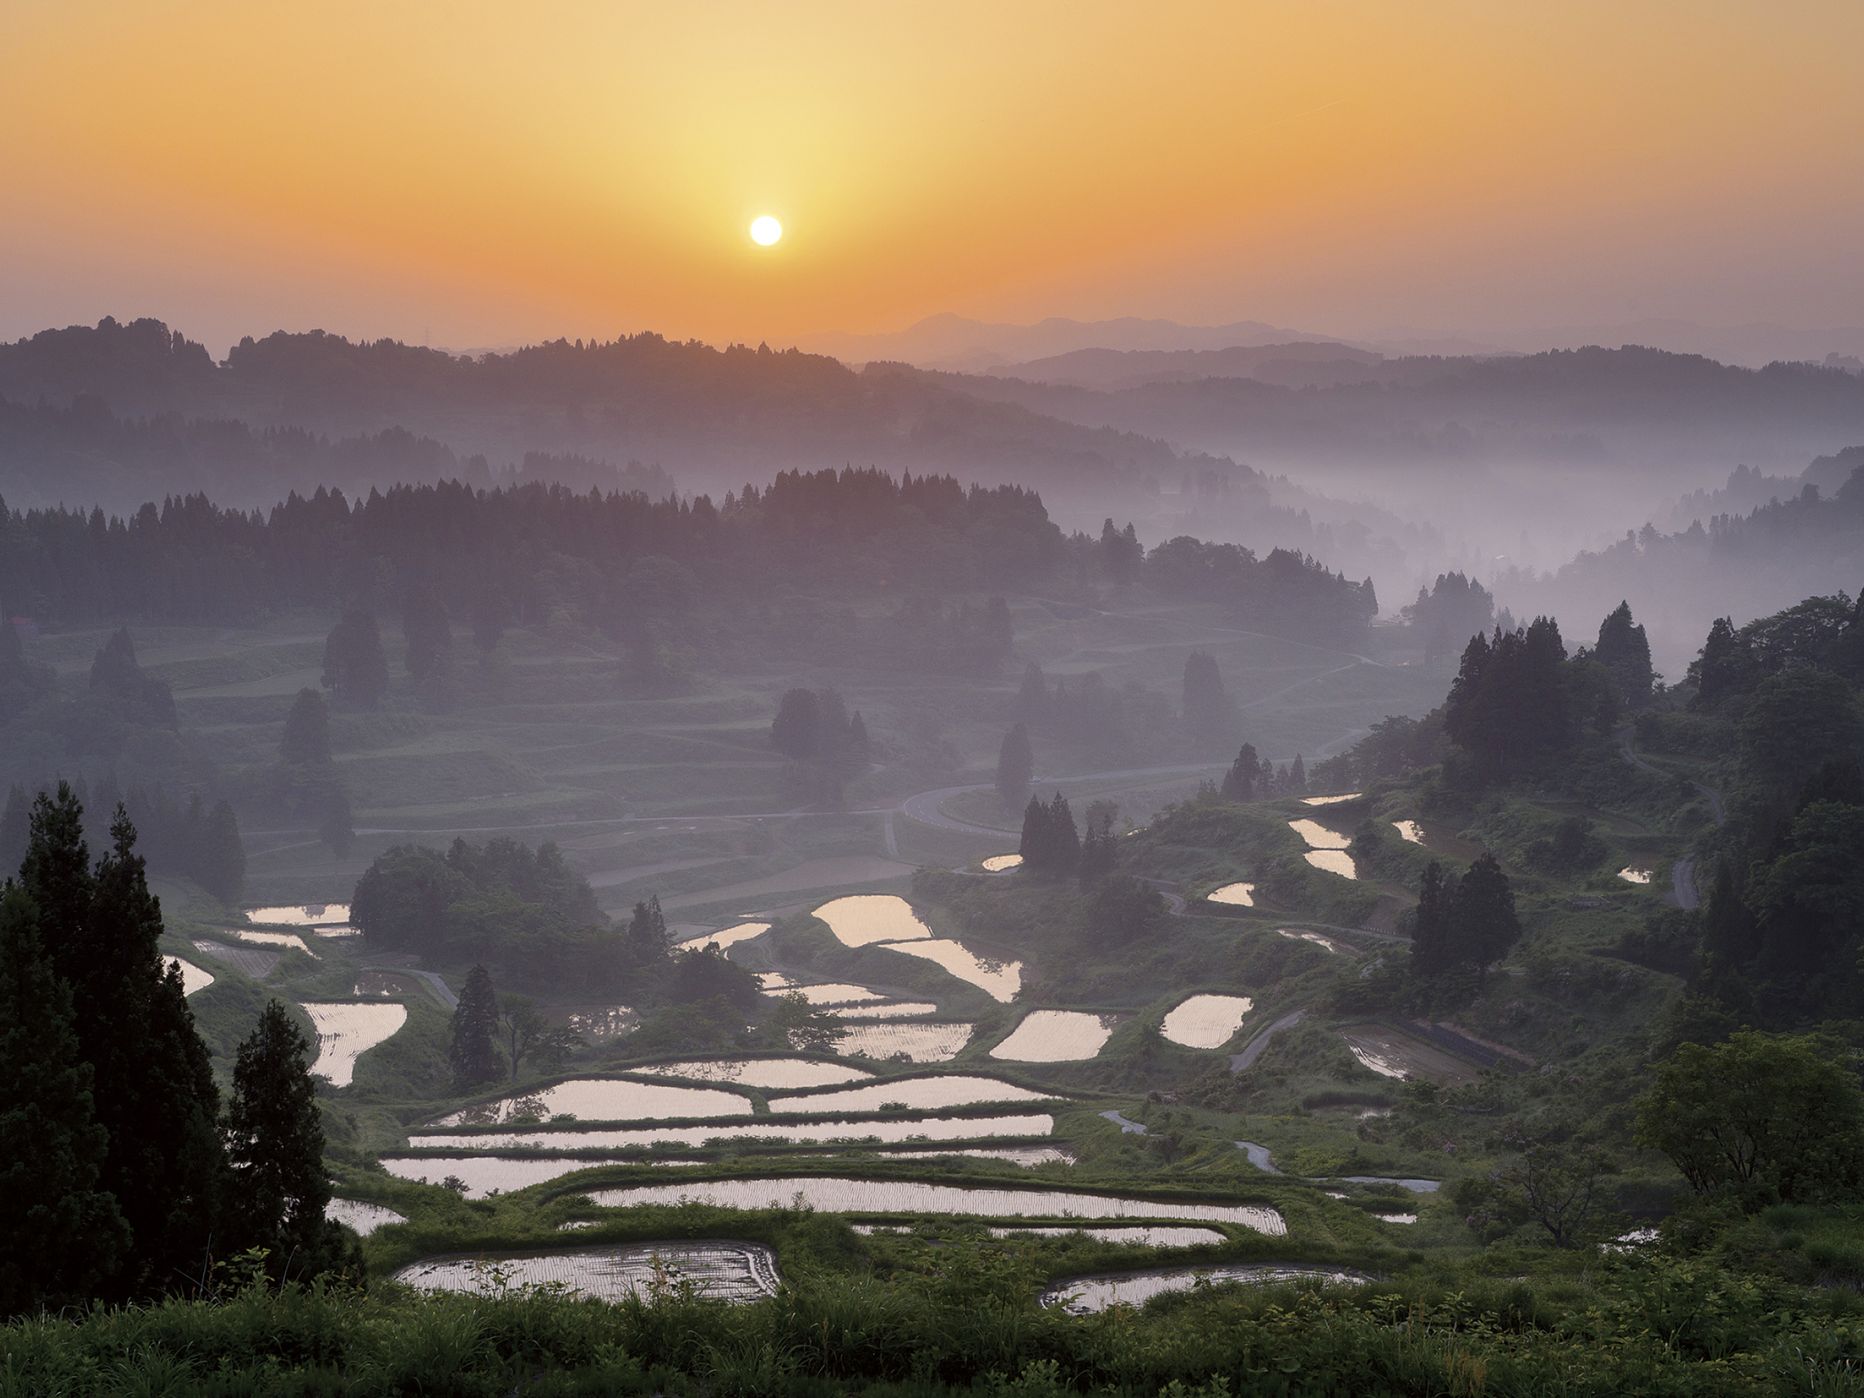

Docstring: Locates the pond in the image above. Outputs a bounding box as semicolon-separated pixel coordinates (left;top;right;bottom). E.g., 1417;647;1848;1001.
770;1075;1051;1114
303;1002;408;1088
675;921;771;952
833;1021;974;1062
878;939;1022;1002
1206;882;1255;907
410;1111;1056;1154
813;895;933;947
431;1078;753;1126
989;1010;1121;1063
166;956;214;997
981;854;1023;872
1392;820;1425;845
326;1199;406;1236
585;1178;1286;1233
1159;994;1252;1049
1041;1263;1363;1314
393;1241;780;1304
246;903;350;926
630;1058;873;1089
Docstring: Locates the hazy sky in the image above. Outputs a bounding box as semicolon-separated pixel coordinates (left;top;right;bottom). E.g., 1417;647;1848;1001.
4;1;1862;354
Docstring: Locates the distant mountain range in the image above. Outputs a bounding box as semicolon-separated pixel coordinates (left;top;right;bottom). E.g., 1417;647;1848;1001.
803;312;1864;373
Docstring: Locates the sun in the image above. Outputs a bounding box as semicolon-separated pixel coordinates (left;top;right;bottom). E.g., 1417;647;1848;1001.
749;214;783;247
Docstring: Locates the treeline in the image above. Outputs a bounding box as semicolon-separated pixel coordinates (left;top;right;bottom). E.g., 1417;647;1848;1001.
1143;536;1378;644
0;788;351;1315
0;779;243;902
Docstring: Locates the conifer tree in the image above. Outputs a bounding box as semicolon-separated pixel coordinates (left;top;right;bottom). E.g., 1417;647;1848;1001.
200;800;245;903
1453;852;1521;978
996;723;1034;810
1288;753;1307;794
1221;743;1261;800
1410;861;1452;975
627;895;670;963
1595;601;1655;707
0;888;127;1315
321;607;389;708
223;1000;350;1282
0;784;28;873
448;964;503;1087
280;688;332;766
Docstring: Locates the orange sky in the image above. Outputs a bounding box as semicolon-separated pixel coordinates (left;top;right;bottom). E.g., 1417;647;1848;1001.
3;0;1861;353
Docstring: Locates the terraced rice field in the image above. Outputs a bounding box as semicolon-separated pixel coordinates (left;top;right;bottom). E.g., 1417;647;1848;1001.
833;1021;973;1061
585;1178;1286;1233
632;1058;873;1089
383;1154;620;1197
1304;850;1358;878
303;1002;409;1088
325;1199;406;1235
433;1078;753;1126
1041;1263;1363;1314
878;939;1022;1001
227;928;319;956
1392;820;1425;844
1206;882;1256;907
1289;818;1359;879
980;854;1022;872
768;1075;1051;1114
1159;994;1252;1049
812;895;933;946
1277;929;1345;954
987;1225;1225;1246
167;956;214;996
825;1001;941;1020
394;1241;780;1303
878;1145;1074;1167
1618;867;1653;884
989;1011;1121;1063
191;939;278;979
247;903;350;926
409;1111;1056;1154
675;921;771;952
1300;794;1362;807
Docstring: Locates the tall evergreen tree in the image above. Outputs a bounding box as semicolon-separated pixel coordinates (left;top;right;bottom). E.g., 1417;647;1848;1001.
223;1000;351;1282
1181;651;1233;748
0;888;127;1315
1410;861;1452;976
200;800;245;903
1453;852;1521;978
448;964;503;1087
24;791;225;1298
770;688;820;759
320;608;389;708
280;688;332;766
1221;743;1265;801
996;723;1034;810
626;895;670;963
0;784;28;873
1594;601;1655;707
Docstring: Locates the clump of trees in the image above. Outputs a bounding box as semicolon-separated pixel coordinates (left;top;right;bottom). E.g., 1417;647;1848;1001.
995;723;1033;811
351;837;613;990
770;687;871;806
321;607;389;708
0;786;351;1315
1018;792;1081;876
0;780;243;903
1403;572;1501;664
1409;854;1521;989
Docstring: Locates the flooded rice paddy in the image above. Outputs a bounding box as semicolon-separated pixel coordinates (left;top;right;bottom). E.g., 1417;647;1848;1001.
1159;994;1252;1049
1289;818;1359;879
226;927;319;956
769;1075;1051;1114
410;1112;1056;1154
246;903;350;926
303;1002;408;1088
1618;867;1653;884
1304;850;1359;878
585;1178;1286;1233
384;1154;620;1197
633;1058;872;1089
675;921;771;953
825;1000;941;1020
989;1225;1225;1246
1099;1110;1147;1134
878;1145;1075;1167
1277;928;1346;954
1392;820;1426;844
326;1199;406;1235
1206;882;1256;907
989;1010;1121;1063
1339;1024;1480;1086
780;982;892;1006
167;956;214;996
191;939;278;979
394;1241;780;1303
832;1021;973;1062
981;854;1023;872
812;895;933;946
1041;1263;1363;1314
878;939;1022;1001
433;1078;752;1126
1300;793;1362;807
